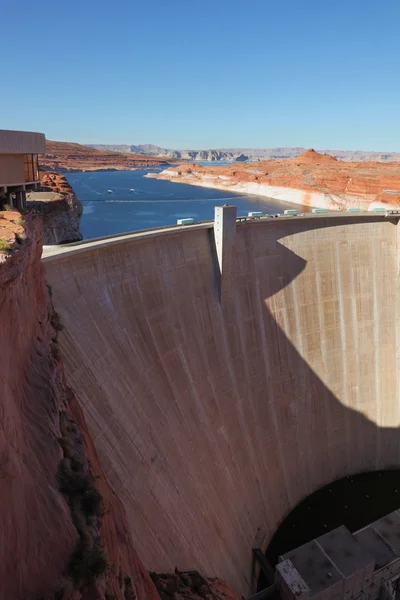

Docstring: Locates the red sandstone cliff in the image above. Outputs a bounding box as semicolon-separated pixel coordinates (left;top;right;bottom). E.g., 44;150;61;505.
148;149;400;210
0;214;159;598
43;140;176;172
25;170;83;244
0;213;241;600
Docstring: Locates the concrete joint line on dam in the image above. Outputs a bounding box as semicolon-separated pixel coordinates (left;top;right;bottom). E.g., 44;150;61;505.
44;210;400;595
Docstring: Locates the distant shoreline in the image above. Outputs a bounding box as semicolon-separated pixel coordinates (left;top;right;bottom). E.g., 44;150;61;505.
146;169;396;212
50;165;170;174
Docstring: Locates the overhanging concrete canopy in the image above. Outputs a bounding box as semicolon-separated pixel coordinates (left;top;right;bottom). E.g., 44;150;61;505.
0;129;45;154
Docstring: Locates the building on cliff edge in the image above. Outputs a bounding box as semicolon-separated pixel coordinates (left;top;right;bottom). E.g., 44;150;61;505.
0;129;45;210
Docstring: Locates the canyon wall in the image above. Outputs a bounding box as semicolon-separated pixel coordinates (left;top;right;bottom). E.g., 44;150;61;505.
28;171;83;244
0;216;75;599
148;150;400;210
0;214;161;599
44;215;400;594
147;169;380;211
88;144;400;162
43;140;175;172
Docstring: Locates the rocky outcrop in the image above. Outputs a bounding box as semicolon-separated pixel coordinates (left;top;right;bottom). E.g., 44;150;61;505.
27;171;83;244
0;209;26;255
150;571;242;600
43;140;176;172
147;149;400;210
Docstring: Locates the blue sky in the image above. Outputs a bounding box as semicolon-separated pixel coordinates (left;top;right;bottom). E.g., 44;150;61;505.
2;0;400;150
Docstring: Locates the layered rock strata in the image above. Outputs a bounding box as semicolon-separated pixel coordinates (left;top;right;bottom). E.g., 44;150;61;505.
27;171;83;244
147;149;400;210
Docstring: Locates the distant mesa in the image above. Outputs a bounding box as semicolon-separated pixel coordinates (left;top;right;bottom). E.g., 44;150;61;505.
150;145;400;211
86;144;400;163
41;140;176;172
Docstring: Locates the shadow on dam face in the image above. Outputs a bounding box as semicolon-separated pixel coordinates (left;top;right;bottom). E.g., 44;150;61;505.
43;216;400;595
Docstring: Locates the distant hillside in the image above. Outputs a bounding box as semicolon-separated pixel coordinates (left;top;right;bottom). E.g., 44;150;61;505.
87;144;247;162
42;140;176;172
148;148;400;211
88;143;400;163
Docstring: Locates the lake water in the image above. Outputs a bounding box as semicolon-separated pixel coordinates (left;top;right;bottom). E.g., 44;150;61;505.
66;168;312;240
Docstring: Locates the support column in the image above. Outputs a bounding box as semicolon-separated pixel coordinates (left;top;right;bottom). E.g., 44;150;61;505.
15;191;26;211
213;205;237;302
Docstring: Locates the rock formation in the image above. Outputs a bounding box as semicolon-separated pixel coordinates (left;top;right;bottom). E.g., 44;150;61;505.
43;140;176;172
148;149;400;210
26;170;83;244
88;144;400;163
0;213;153;599
0;209;26;254
88;144;249;162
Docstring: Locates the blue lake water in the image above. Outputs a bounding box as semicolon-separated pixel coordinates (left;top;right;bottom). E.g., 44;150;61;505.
66;168;312;240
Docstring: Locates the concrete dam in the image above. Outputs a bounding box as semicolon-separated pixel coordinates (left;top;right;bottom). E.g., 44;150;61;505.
43;210;400;595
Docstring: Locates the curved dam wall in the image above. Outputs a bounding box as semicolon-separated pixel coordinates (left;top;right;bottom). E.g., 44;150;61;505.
44;215;400;594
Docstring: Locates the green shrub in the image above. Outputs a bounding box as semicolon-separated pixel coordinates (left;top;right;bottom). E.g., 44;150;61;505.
0;239;10;251
57;459;91;496
81;487;104;517
56;411;107;587
15;233;26;245
68;537;108;584
50;309;64;332
124;577;136;600
14;216;25;227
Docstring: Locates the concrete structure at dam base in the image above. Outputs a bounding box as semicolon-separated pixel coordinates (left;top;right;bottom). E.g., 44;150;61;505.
43;207;400;596
276;510;400;600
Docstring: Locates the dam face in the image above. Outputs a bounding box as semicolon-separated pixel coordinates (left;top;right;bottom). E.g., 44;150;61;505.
44;215;400;594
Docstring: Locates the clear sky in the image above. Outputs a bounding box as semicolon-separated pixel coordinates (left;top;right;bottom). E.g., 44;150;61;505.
2;0;400;150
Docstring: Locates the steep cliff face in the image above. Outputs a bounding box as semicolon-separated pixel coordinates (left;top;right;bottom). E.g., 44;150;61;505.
0;213;159;599
43;140;175;171
27;171;83;244
0;215;75;599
